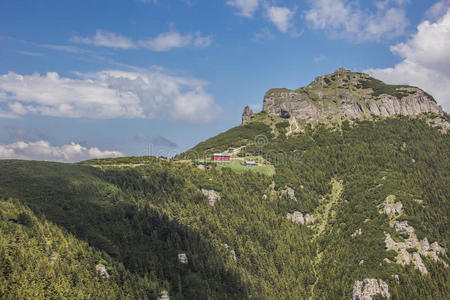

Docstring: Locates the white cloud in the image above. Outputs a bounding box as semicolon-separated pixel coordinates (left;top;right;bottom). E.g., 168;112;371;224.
71;30;212;52
266;6;295;32
425;0;450;21
138;31;193;51
227;0;260;17
253;28;275;42
193;33;213;48
365;10;450;112
41;44;88;54
0;140;123;162
71;30;135;49
305;0;409;42
0;70;221;123
19;51;44;57
313;55;327;63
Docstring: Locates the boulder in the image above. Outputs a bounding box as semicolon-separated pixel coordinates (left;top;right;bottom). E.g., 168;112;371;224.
201;189;221;206
49;252;58;264
281;187;297;201
95;264;110;278
178;253;188;264
157;291;170;300
286;211;304;224
352;228;363;237
383;195;403;215
224;244;237;262
287;211;314;225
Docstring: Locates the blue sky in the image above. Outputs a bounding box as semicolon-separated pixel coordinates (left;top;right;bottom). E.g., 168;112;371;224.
1;0;449;161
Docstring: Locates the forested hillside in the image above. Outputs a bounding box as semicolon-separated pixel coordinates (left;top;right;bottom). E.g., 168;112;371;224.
0;114;449;299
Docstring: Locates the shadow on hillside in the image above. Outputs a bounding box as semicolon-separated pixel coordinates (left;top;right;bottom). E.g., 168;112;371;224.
0;160;250;300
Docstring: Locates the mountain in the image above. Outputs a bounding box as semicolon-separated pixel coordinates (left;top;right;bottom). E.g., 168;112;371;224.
0;69;449;299
263;68;443;121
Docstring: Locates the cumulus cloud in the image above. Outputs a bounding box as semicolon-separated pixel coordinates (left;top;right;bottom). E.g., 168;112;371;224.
425;0;450;21
305;0;409;42
71;30;212;51
0;70;221;123
137;31;212;51
227;0;260;17
71;30;136;49
365;10;450;111
0;140;123;162
266;6;295;32
138;31;191;51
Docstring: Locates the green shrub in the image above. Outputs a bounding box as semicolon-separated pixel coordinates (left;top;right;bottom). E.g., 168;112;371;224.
17;212;33;227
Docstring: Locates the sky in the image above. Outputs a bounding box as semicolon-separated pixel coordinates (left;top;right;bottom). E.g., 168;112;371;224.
0;0;449;162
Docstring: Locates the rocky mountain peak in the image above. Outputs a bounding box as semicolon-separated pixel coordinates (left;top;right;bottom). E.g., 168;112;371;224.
262;68;443;122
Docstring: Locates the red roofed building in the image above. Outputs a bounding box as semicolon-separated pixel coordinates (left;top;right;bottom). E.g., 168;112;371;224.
211;153;230;162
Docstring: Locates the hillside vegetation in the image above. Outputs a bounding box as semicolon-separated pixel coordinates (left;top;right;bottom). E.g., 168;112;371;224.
0;115;449;299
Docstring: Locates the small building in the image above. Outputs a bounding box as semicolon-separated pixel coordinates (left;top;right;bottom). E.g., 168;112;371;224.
243;160;257;167
211;153;230;162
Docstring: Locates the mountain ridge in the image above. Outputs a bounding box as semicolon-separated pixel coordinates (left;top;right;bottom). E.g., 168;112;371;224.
0;69;449;300
261;68;443;122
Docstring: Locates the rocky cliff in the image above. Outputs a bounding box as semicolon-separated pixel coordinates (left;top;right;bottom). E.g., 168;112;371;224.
241;105;254;124
262;68;443;121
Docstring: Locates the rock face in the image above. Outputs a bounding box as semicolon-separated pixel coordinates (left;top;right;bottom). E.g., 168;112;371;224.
385;224;447;274
241;105;254;124
352;279;390;300
262;68;443;122
287;211;314;225
95;264;110;278
201;189;221;206
393;221;415;233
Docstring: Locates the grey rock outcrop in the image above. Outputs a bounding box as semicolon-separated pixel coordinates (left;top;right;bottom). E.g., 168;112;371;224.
95;264;110;278
242;106;254;124
281;187;297;201
157;291;170;300
413;199;424;204
382;195;403;215
393;221;415;233
49;252;58;264
262;69;443;123
178;253;188;264
352;279;390;300
201;189;221;206
286;211;315;225
224;244;237;262
385;231;446;273
352;228;363;237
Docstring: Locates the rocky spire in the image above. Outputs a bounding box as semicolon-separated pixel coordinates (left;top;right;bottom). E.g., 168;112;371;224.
241;105;254;124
